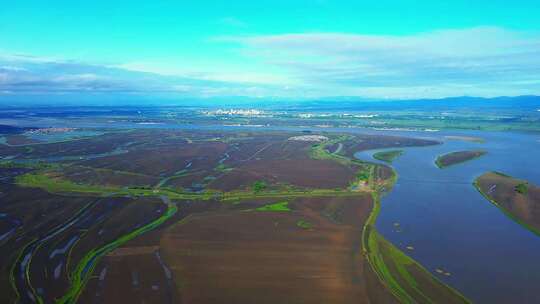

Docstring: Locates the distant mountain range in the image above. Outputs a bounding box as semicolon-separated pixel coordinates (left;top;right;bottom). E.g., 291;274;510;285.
283;95;540;111
1;94;540;111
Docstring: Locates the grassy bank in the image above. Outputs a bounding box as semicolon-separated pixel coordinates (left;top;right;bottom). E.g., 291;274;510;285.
362;193;472;304
16;170;369;203
313;137;472;303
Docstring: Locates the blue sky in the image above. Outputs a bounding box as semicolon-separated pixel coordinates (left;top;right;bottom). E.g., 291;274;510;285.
1;0;540;100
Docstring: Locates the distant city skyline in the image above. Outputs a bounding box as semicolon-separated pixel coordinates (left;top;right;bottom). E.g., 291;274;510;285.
1;1;540;100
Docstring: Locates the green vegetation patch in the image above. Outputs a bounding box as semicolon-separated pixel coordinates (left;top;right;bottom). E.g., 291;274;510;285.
296;219;313;229
16;171;220;200
356;169;371;182
309;135;354;167
252;180;267;193
373;150;404;163
215;163;233;173
308;135;392;192
515;183;529;194
16;170;366;203
255;201;290;212
16;172;120;195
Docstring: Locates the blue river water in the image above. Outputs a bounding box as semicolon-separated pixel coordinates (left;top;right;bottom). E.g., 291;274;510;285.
356;130;540;304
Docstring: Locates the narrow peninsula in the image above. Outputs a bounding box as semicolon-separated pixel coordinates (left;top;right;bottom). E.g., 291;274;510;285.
474;172;540;235
373;150;404;163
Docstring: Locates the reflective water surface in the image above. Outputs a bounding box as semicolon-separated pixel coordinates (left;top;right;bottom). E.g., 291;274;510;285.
356;130;540;304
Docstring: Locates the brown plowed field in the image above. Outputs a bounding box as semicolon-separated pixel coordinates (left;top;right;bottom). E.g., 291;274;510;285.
4;134;41;145
210;159;356;191
84;142;228;177
160;195;383;304
54;165;159;187
79;250;178;304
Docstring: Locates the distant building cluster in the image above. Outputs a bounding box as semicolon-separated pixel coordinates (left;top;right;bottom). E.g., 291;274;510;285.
27;127;76;134
287;135;329;142
297;113;379;119
202;109;265;116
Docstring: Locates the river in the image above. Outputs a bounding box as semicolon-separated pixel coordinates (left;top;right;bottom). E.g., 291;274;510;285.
355;130;540;304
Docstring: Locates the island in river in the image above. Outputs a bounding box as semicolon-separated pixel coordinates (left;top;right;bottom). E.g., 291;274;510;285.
474;172;540;236
435;150;487;169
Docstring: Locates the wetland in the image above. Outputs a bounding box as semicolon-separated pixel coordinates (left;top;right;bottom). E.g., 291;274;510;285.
1;107;540;304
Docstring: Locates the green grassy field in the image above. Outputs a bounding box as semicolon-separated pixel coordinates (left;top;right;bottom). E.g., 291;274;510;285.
254;201;290;212
296;219;313;229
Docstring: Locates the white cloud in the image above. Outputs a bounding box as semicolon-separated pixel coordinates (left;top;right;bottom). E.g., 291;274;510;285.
224;27;540;98
117;61;292;86
0;66;28;72
0;53;284;97
1;27;539;99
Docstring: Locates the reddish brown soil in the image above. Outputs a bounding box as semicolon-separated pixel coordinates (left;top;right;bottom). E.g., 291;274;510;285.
78;251;177;304
209;136;359;191
54;165;159;187
68;198;166;268
78;199;222;304
0;184;92;303
164;171;212;189
222;135;297;163
374;164;395;183
0;175;172;304
205;133;434;192
245;140;314;160
5;134;41;145
160;195;382;304
209;159;356;191
0;130;445;304
11;129;224;160
206;169;264;191
16;131;146;159
83;142;228;177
